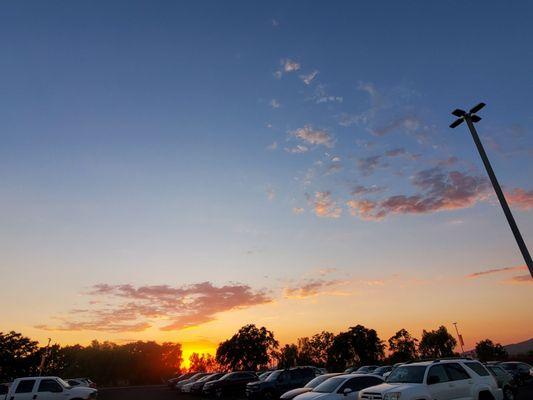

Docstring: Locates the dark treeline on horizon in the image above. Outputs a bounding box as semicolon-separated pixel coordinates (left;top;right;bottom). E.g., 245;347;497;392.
1;324;527;386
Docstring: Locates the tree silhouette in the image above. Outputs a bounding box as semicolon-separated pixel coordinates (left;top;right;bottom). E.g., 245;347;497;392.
216;324;279;371
475;339;508;362
0;331;41;380
277;344;298;368
419;326;457;358
189;352;218;372
327;325;384;371
297;331;335;367
388;329;418;363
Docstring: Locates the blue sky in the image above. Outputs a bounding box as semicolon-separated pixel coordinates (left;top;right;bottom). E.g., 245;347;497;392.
1;1;532;350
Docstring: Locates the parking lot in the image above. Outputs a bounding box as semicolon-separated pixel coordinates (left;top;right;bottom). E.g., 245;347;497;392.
99;382;533;400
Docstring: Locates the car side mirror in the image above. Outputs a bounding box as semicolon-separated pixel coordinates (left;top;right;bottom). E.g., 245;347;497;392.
427;375;440;385
343;388;352;396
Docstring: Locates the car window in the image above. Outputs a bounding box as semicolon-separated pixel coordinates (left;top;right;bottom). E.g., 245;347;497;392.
15;380;36;393
290;369;303;380
387;366;426;384
301;369;315;378
38;379;62;393
427;365;449;384
464;362;490;376
444;363;470;381
518;364;531;372
68;380;80;386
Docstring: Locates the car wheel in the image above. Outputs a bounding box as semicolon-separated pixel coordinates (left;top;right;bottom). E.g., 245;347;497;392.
503;386;514;400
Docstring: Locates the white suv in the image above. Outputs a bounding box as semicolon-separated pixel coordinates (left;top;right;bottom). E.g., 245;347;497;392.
358;359;502;400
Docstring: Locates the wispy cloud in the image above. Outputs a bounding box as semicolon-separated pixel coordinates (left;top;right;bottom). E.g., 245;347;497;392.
308;191;342;218
292;207;305;215
466;265;527;278
506;188;533;210
285;144;309;154
269;99;280;108
300;70;318;85
284;278;348;298
351;185;386;196
266;141;278;150
347;167;489;220
37;282;271;332
357;155;382;176
266;187;276;201
282;58;301;72
290;125;334;148
371;115;429;142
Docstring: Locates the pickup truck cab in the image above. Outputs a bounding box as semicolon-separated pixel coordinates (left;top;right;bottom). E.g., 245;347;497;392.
359;359;502;400
3;377;97;400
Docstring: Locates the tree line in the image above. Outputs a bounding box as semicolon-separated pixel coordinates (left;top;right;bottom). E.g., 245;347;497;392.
1;324;528;386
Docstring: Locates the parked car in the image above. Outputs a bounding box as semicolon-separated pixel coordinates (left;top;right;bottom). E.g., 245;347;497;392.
499;362;533;386
65;378;97;389
176;372;211;392
293;374;384;400
359;359;502;400
486;364;517;400
3;377;97;400
343;365;378;374
246;367;317;400
258;371;273;381
371;366;393;376
168;372;196;388
280;373;342;400
203;371;258;398
188;373;226;395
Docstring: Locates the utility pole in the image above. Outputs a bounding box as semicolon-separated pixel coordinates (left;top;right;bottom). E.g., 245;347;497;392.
450;103;533;278
453;322;465;356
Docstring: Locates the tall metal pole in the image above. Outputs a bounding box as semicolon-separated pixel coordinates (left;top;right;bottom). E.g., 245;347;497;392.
453;322;464;356
464;115;533;278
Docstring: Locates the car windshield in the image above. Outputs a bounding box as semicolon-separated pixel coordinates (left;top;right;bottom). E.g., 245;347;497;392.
57;378;72;389
501;364;516;370
386;366;426;384
373;366;390;374
304;375;334;388
265;370;283;382
313;377;345;393
196;375;212;382
259;372;271;380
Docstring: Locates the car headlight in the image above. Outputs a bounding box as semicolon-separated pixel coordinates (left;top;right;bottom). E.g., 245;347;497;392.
383;393;401;400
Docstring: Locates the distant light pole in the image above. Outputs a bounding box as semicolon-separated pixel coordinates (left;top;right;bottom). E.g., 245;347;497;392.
450;103;533;278
453;322;465;356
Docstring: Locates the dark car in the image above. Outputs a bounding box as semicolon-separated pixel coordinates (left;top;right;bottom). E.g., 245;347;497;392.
280;373;341;400
371;366;393;377
203;371;258;398
499;362;533;386
246;367;316;400
168;372;196;388
176;372;211;392
486;364;517;400
189;373;226;395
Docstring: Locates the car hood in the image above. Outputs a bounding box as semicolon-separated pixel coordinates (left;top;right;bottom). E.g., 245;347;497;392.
281;388;312;399
294;391;331;400
70;386;97;395
361;383;418;394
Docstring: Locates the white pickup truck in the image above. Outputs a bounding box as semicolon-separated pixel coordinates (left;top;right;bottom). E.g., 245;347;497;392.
2;377;97;400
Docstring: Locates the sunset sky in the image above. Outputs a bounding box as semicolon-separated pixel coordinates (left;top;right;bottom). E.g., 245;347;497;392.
1;1;532;362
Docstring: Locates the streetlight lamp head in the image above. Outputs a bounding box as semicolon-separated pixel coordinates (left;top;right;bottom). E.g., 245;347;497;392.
470;114;482;123
450;118;464;129
452;109;467;117
469;102;486;114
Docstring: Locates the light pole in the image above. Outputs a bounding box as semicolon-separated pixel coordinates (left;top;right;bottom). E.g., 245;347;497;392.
450;103;533;278
452;322;465;356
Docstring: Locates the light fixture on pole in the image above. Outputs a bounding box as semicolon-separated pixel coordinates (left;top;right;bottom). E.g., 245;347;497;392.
453;322;465;356
450;103;532;278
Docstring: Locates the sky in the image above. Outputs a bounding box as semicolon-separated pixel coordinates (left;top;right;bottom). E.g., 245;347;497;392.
1;1;532;362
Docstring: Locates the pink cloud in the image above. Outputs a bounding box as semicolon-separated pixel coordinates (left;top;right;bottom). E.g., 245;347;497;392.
466;265;527;278
37;282;271;333
347;167;489;220
284;278;347;298
506;188;533;210
308;191;342;218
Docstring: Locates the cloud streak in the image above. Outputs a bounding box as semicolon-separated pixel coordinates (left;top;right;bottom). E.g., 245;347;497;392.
347;167;489;220
37;282;272;333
